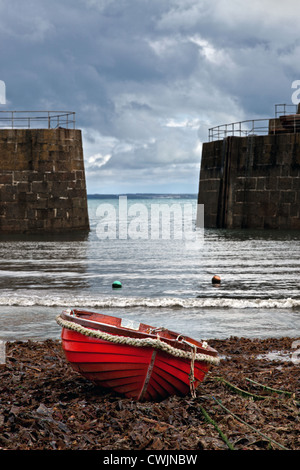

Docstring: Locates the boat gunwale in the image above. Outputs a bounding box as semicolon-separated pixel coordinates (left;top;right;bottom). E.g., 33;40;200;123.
59;310;218;358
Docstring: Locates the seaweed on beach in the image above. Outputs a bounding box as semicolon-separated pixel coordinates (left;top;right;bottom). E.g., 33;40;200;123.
0;337;299;451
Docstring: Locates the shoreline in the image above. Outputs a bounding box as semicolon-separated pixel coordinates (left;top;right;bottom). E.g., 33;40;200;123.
0;336;299;451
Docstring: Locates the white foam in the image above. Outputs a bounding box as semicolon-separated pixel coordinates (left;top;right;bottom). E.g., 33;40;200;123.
0;295;299;309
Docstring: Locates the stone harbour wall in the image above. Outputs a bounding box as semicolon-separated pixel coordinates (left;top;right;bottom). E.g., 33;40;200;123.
0;128;90;233
198;133;300;230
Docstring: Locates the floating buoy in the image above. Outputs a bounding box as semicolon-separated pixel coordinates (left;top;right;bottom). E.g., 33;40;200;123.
112;280;122;289
212;275;221;284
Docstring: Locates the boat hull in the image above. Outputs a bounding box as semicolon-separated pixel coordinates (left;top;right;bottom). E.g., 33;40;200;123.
58;310;218;401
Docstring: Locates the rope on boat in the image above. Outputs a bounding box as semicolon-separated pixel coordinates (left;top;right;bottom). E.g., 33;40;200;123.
56;314;220;365
188;343;197;398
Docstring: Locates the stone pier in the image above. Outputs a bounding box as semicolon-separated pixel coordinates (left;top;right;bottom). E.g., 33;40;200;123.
198;108;300;230
0;127;90;233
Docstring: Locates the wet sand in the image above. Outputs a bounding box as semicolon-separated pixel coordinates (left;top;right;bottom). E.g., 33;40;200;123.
0;337;299;452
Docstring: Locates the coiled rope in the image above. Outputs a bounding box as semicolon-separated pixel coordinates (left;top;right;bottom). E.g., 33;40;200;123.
56;314;220;365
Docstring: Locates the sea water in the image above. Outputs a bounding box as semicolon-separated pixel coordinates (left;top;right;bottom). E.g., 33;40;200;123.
0;195;299;341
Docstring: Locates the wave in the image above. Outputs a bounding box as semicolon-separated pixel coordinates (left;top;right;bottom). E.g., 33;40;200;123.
0;295;299;309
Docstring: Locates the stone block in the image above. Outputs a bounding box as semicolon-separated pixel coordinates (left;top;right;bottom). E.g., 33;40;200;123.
32;181;49;193
244;214;264;229
58;171;76;182
277;177;292;190
24;192;38;203
12;171;29;182
263;217;279;229
0;173;13;184
41;161;56;172
290;204;299;218
71;197;87;208
292;177;300;189
26;208;38;219
27;171;42;183
36;208;52;219
230;215;244;228
277;203;290;218
280;191;295;204
0;185;16;202
0;219;28;232
199;178;221;192
235;190;245;203
234;177;246;190
70;159;84;171
265;177;278;190
293;149;300;165
244;178;257;190
16;182;31;193
55;161;72;172
4;202;26;218
256;177;266;190
290;217;300;230
34;197;49;209
27;218;44;230
269;190;280;203
231;202;244;216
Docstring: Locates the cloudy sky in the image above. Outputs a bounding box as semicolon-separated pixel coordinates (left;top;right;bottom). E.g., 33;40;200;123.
1;0;300;194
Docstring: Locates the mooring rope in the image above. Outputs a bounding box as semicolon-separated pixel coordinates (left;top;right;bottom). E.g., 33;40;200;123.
56;314;220;365
188;343;197;398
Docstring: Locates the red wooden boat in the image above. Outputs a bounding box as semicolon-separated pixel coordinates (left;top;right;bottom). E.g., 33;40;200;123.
56;309;219;401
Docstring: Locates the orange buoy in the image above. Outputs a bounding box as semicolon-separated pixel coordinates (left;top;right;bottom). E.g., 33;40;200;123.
212;275;221;284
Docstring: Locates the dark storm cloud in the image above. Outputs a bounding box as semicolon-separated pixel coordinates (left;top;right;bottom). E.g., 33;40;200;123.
1;0;300;193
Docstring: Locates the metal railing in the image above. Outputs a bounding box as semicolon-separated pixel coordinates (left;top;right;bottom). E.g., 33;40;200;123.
0;111;76;129
275;103;297;117
208;103;299;142
208;118;270;142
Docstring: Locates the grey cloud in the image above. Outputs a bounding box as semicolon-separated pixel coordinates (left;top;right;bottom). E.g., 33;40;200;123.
1;0;300;193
